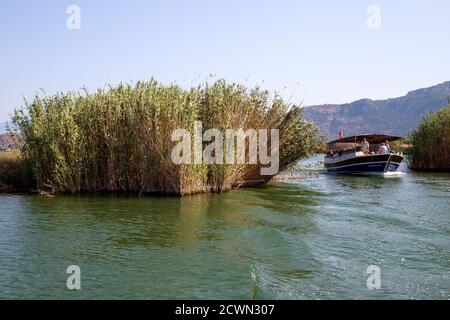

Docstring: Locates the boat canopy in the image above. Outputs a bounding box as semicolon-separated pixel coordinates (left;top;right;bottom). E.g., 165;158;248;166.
327;142;360;151
327;134;402;151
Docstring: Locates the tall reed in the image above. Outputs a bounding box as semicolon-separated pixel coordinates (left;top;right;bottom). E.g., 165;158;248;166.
12;79;325;195
407;104;450;170
0;150;31;190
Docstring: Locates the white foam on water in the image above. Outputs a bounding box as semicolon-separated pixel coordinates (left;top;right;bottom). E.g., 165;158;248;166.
383;171;406;178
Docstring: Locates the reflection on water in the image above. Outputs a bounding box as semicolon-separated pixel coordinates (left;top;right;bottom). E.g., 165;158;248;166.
0;171;449;299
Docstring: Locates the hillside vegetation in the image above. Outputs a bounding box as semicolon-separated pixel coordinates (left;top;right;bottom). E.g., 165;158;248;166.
305;81;450;138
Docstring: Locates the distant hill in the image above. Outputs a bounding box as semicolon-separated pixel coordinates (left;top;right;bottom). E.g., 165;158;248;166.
0;123;21;150
0;133;15;150
304;81;450;139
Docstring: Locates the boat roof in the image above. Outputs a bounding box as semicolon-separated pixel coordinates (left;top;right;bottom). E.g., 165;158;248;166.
327;134;402;149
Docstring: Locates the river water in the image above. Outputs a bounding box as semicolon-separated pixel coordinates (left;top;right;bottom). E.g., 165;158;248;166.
0;169;449;299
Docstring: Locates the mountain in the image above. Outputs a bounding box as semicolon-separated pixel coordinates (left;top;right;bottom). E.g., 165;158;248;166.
0;133;15;150
304;81;450;139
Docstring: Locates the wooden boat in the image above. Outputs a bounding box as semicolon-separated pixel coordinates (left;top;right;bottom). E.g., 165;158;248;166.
324;134;404;174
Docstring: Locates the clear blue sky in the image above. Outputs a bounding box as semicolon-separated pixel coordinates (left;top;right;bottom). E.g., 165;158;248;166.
1;0;450;122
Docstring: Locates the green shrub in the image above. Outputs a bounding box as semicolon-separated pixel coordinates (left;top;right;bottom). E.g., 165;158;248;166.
407;104;450;170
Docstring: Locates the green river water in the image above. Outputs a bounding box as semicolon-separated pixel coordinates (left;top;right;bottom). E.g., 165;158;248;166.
0;170;449;299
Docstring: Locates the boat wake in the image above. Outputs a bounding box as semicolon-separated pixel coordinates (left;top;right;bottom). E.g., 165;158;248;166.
382;171;406;178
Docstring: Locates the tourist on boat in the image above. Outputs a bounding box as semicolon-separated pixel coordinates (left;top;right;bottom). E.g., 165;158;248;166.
385;140;392;153
360;138;370;154
377;142;389;155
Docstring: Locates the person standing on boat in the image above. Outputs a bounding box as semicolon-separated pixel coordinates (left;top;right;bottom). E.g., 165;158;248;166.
377;142;389;155
385;140;392;153
360;138;370;154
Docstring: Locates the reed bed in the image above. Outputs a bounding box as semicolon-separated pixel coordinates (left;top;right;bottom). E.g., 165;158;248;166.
407;104;450;170
12;79;325;195
0;150;31;190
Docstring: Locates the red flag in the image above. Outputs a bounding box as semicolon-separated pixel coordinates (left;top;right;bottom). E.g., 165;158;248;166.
339;131;343;139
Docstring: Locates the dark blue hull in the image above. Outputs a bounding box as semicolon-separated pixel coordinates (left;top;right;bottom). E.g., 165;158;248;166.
326;162;400;174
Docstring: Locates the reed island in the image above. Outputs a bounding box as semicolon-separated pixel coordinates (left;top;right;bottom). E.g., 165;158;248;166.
406;104;450;171
1;79;325;195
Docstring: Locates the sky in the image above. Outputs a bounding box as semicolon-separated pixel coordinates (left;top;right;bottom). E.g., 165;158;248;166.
1;0;450;122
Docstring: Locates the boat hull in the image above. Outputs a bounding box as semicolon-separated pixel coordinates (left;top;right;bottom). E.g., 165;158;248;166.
325;154;403;174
